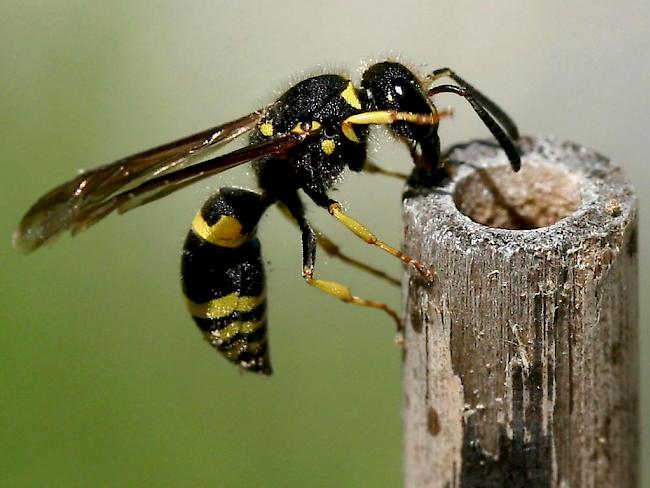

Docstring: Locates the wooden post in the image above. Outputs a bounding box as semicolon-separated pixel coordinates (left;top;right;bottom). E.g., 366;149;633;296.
402;137;638;488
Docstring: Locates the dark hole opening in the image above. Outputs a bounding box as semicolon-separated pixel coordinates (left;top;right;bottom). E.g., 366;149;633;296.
453;163;581;230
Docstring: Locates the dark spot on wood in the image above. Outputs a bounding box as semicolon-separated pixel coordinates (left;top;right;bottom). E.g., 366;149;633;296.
408;278;424;334
424;324;431;404
611;342;622;365
460;416;552;487
511;360;525;439
410;304;423;333
627;225;637;257
427;407;441;436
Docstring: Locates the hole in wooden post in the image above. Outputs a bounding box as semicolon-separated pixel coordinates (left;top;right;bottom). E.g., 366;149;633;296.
453;163;581;229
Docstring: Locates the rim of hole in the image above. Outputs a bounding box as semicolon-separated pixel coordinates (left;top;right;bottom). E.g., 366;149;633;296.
452;162;582;230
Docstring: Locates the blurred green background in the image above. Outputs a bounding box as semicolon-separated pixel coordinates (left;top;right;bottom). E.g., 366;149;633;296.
1;1;647;486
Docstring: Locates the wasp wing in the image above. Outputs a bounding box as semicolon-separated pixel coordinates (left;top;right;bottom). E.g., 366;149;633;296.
14;108;279;252
68;133;309;234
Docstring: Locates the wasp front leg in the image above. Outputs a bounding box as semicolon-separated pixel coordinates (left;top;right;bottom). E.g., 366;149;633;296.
302;188;435;283
304;190;435;284
327;202;434;282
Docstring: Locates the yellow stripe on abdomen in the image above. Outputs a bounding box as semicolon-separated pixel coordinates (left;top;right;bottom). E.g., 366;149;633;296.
209;317;266;342
191;213;249;248
185;292;265;320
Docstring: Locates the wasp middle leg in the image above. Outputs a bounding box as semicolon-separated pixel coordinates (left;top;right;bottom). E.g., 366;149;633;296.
277;202;400;286
282;194;402;331
303;189;434;283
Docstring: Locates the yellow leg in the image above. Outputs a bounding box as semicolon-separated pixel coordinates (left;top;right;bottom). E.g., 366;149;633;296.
302;265;402;332
341;109;453;142
328;203;434;283
315;230;400;286
276;197;404;336
278;203;400;286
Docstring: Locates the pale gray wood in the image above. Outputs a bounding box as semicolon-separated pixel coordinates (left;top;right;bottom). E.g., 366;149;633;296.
402;137;638;488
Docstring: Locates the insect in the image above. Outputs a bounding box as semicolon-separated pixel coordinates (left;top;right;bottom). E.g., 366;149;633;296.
14;61;520;375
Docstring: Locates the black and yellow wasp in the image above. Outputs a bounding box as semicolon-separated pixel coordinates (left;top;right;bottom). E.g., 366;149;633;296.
14;61;520;375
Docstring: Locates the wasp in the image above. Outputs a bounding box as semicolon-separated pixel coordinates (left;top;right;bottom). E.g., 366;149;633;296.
13;61;520;375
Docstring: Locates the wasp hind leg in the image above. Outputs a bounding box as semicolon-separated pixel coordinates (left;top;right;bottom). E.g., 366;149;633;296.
302;222;403;334
277;203;400;286
283;195;403;334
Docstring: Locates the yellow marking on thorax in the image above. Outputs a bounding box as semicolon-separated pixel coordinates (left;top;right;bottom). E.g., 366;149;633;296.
341;82;362;109
192;213;247;248
259;121;274;136
186;292;265;320
321;139;335;155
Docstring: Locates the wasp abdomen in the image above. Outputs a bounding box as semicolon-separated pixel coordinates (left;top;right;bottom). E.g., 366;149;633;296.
181;188;271;375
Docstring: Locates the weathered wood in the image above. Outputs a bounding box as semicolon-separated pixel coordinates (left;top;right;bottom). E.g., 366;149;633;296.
402;137;638;488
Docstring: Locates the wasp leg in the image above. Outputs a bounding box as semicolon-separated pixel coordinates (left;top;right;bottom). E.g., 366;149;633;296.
282;194;403;331
341;109;452;142
302;222;402;331
363;161;408;181
425;67;519;140
278;203;400;286
327;202;434;282
313;230;401;286
303;190;434;283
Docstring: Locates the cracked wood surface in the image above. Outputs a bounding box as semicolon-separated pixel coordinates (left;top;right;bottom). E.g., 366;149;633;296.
402;137;638;488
